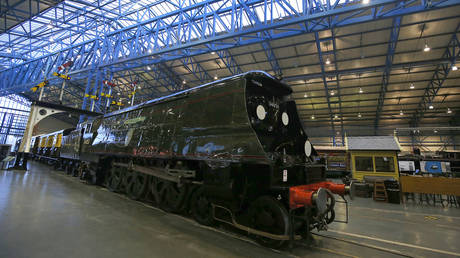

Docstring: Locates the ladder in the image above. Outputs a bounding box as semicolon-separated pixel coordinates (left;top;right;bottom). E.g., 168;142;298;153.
373;181;388;202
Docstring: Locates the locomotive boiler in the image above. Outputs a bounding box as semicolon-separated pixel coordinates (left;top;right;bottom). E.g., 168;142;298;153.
29;71;353;248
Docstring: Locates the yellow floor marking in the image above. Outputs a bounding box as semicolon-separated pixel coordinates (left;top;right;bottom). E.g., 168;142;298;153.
328;230;460;257
424;216;439;220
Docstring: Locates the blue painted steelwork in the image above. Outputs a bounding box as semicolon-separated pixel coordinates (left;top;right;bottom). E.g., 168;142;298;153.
314;31;336;143
0;0;459;112
374;16;401;133
330;30;345;145
411;22;460;127
216;49;243;75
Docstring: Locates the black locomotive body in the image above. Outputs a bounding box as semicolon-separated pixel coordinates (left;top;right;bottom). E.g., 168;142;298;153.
28;71;352;248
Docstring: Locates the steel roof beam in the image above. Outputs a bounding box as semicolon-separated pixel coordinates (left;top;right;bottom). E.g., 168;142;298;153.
215;49;243;75
314;31;337;142
410;22;460;127
374;16;401;133
2;0;460;96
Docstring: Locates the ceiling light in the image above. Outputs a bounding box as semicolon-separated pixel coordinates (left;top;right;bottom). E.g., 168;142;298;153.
210;51;216;55
148;49;152;54
452;65;458;71
330;91;335;96
423;42;430;52
363;0;370;3
6;47;11;53
359;88;363;93
409;83;415;89
399;110;404;116
447;107;452;114
325;57;331;65
146;66;151;70
429;104;434;109
304;93;308;98
358;113;362;118
182;80;186;84
117;92;121;95
334;114;339;119
311;115;315;120
214;75;218;80
434;130;438;133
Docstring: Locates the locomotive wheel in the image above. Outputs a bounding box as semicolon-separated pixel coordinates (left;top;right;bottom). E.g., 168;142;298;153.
249;196;290;248
65;163;73;175
149;176;168;205
160;181;188;213
71;164;80;177
190;187;214;226
126;172;148;200
107;166;124;192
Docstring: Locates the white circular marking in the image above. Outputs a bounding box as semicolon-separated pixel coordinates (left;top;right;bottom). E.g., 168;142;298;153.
281;112;289;126
256;105;266;120
304;140;312;157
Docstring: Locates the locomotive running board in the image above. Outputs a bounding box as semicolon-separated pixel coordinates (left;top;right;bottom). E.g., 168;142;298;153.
211;204;301;241
113;162;195;184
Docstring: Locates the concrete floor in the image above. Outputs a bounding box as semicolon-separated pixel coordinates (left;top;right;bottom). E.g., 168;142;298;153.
1;162;460;258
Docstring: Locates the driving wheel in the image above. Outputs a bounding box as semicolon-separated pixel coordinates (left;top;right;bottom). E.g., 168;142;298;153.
249;196;290;248
126;172;148;200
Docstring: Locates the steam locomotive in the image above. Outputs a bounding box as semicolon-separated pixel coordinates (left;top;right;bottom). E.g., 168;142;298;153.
25;71;352;248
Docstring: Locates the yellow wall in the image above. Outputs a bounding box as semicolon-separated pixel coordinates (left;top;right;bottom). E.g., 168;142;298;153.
350;151;399;181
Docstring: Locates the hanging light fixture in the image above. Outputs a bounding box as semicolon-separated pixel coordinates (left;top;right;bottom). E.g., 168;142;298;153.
334;114;339;119
359;87;363;93
452;64;458;71
409;83;415;89
311;115;315;120
214;75;218;80
428;104;434;109
400;110;404;116
447;107;452;114
6;47;11;53
325;57;331;65
304;93;308;98
358;113;362;118
182;80;186;85
210;51;216;55
146;66;151;70
423;41;431;52
330;90;335;96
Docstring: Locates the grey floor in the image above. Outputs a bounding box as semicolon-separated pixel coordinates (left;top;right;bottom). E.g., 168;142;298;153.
1;162;460;258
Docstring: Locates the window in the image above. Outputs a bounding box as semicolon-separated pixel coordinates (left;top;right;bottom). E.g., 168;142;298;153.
355;156;373;172
375;156;395;172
